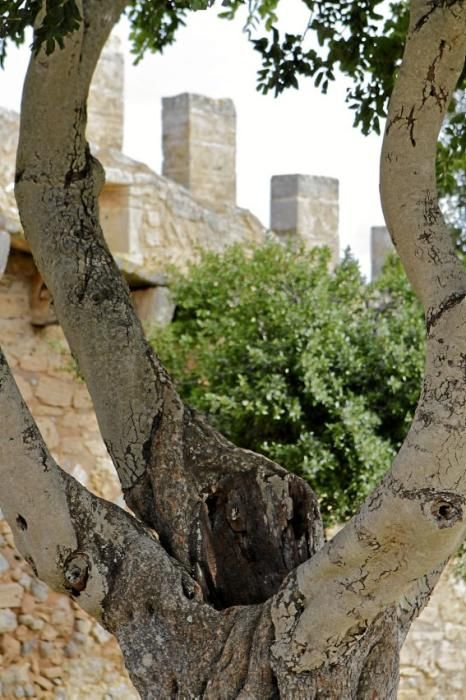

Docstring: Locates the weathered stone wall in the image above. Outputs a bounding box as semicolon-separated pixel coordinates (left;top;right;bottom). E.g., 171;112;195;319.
98;147;268;271
0;109;268;277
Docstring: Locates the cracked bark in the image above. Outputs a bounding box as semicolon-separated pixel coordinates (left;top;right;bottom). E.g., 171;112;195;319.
0;0;465;697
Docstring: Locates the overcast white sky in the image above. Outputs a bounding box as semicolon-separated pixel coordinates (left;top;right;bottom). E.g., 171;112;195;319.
0;2;386;277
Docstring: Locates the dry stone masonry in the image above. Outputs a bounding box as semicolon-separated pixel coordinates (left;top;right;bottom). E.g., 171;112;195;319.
0;28;464;700
162;93;237;212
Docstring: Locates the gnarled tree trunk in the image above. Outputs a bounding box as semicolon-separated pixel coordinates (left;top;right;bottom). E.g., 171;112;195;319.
0;0;465;697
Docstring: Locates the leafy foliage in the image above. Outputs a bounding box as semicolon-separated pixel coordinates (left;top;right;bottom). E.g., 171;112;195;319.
126;0;212;63
0;0;82;66
149;243;425;522
246;0;409;136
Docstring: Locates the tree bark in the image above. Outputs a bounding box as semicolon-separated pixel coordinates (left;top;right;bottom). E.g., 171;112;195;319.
0;0;464;697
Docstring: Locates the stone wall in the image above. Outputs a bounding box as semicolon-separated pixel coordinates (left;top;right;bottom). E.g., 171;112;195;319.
97;147;268;272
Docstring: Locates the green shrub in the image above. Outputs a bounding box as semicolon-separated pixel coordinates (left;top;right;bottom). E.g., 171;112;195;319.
149;243;425;523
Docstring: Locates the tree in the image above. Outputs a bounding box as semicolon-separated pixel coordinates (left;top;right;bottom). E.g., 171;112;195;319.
0;0;465;697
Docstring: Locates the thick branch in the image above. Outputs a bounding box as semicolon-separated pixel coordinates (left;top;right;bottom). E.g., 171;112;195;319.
15;2;162;497
380;0;466;313
0;344;148;618
271;0;466;681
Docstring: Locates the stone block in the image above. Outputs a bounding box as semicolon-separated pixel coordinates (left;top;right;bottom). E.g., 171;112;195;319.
0;609;17;633
19;350;49;373
35;376;74;407
33;405;63;417
35;417;60;450
131;286;175;325
14;375;34;402
1;634;20;659
162;93;236;211
0;584;23;608
99;184;138;256
371;226;394;279
84;439;108;458
0;291;29;319
0;553;9;573
73;386;93;410
270;174;339;265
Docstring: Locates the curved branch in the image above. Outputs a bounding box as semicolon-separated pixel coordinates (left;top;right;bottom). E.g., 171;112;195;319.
0;344;144;618
380;0;466;314
15;1;157;494
271;0;466;681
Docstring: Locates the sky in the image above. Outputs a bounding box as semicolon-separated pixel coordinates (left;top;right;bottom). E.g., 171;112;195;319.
0;2;386;278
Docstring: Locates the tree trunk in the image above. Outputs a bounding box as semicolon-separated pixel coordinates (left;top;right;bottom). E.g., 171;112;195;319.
0;0;464;697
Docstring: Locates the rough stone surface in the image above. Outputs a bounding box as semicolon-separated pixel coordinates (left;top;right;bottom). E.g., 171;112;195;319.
131;286;175;325
270;174;339;265
162;92;236;211
97;147;267;272
0;583;23;608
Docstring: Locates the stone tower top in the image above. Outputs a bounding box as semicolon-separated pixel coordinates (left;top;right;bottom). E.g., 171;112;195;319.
270;174;339;265
162;93;236;212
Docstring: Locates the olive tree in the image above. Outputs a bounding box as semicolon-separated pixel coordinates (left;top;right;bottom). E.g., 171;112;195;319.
0;0;465;697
